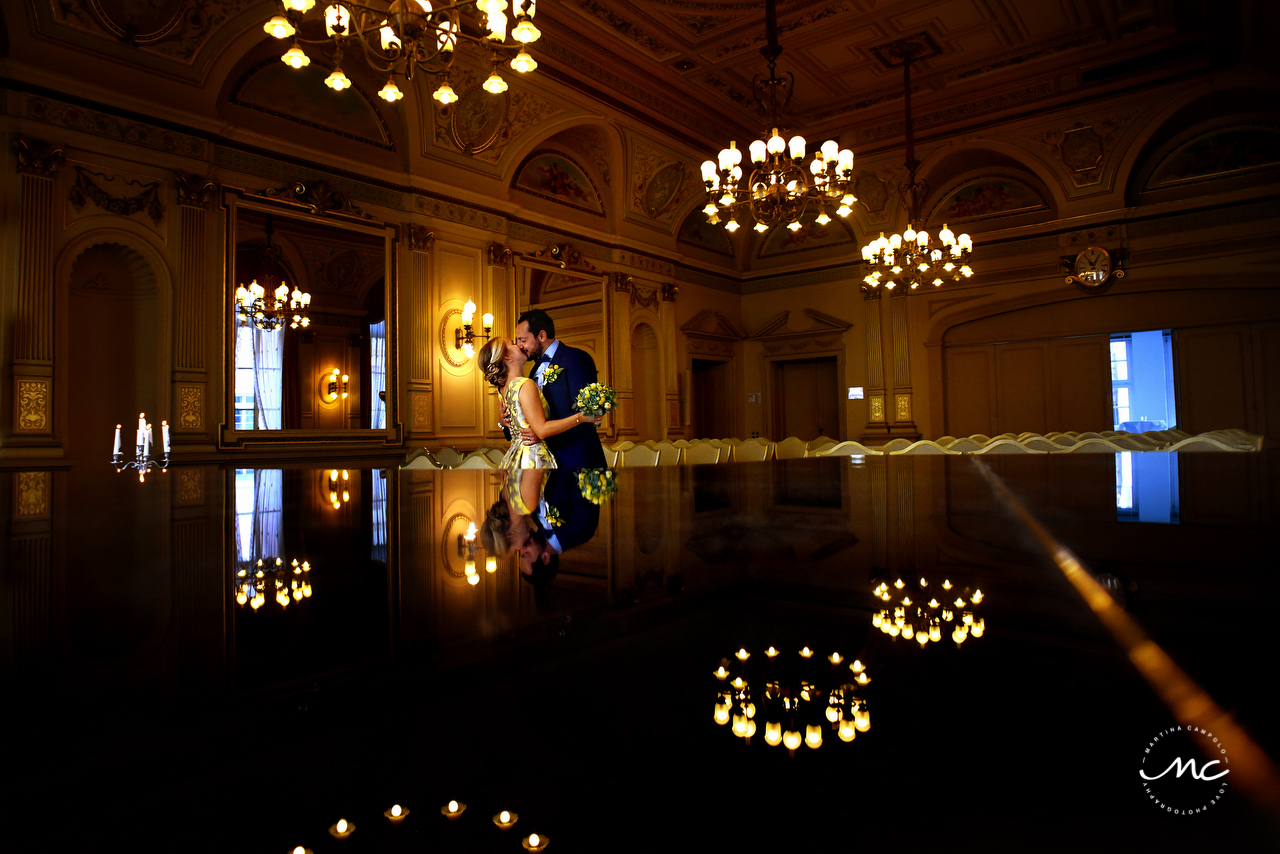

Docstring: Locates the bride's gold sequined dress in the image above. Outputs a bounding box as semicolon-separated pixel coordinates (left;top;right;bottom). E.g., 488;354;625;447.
501;377;558;469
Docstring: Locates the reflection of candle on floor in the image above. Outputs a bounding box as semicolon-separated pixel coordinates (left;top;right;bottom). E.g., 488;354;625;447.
493;809;518;829
522;832;549;851
328;818;354;839
291;847;313;854
442;800;466;819
384;804;409;824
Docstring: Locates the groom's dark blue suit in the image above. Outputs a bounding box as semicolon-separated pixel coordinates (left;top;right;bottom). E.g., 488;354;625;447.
538;467;601;553
536;342;607;469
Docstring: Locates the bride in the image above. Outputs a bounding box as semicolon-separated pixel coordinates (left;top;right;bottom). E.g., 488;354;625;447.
478;337;594;469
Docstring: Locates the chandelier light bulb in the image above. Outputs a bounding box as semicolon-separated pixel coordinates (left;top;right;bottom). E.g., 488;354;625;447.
816;210;831;225
437;18;457;54
281;44;310;68
511;49;537;73
283;0;315;11
325;67;351;91
754;222;768;233
324;4;349;37
380;22;401;52
483;71;508;93
766;129;785;155
379;80;404;102
512;17;541;43
788;135;806;160
749;139;767;164
820;139;839;162
264;16;295;39
724;220;740;233
787;221;801;231
433;80;458;104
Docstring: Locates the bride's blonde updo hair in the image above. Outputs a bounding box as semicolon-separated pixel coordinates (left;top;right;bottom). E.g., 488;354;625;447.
477;337;507;390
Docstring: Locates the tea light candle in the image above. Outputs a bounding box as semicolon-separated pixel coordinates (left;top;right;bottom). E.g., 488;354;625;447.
734;648;750;661
522;832;549;852
493;809;519;829
713;666;728;680
799;647;813;658
328;818;355;839
764;646;779;658
441;800;466;819
384;804;409;824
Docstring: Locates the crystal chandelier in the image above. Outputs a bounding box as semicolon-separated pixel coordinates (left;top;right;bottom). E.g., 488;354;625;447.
264;0;541;104
860;42;974;291
699;0;856;234
871;575;985;647
234;217;311;331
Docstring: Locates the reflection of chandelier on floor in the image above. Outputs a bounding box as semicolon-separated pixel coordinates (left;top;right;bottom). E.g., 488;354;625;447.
699;0;856;234
264;0;541;104
234;216;311;331
860;38;973;291
713;647;872;757
872;575;985;646
236;557;314;610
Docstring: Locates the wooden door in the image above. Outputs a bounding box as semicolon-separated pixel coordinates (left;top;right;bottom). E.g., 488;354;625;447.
772;357;839;440
691;358;730;439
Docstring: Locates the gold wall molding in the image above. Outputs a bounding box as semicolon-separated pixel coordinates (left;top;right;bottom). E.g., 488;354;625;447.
412;392;432;431
177;384;203;429
15;471;51;519
895;393;912;422
15;380;50;432
176;206;207;371
869;395;886;422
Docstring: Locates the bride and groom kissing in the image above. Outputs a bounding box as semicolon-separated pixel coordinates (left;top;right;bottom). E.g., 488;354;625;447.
478;308;607;471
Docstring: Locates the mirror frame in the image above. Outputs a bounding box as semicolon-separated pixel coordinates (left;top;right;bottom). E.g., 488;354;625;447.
220;186;401;449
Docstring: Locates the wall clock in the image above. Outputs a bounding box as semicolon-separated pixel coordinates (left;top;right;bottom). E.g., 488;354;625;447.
1066;245;1124;288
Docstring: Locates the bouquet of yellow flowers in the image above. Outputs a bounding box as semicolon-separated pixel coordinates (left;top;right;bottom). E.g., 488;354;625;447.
575;382;616;418
577;469;618;505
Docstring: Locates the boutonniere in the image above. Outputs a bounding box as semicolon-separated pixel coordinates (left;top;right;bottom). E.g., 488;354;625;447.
542;364;564;385
545;506;564;527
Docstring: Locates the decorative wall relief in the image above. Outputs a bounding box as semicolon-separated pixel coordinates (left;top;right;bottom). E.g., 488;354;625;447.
1029;111;1141;188
68;166;164;225
631;286;660;311
259;180;374;219
50;0;257;65
450;85;511;154
628;136;699;225
682;310;745;357
575;0;676;59
177;470;205;506
12;136;65;177
406;224;435;252
414;196;508;232
752;309;851;354
551;126;613;187
513;151;604;214
16;380;50;432
177;385;202;429
895;394;912;421
15;472;51;519
25;96;205;158
175;172;216;206
412;392;432;431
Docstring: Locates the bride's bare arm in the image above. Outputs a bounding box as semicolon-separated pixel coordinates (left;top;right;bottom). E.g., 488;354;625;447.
518;380;592;440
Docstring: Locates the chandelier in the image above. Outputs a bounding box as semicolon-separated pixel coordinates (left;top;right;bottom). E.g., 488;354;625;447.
860;40;974;291
263;0;541;104
713;646;872;756
871;575;985;647
236;557;314;610
234;216;311;331
699;0;856;234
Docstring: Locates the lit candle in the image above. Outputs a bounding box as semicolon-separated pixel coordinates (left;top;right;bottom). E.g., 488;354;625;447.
713;666;728;680
799;647;813;658
291;847;313;854
161;421;170;455
442;800;467;819
828;652;842;665
136;412;145;449
522;832;549;852
112;424;122;456
493;809;519;829
383;804;409;824
142;423;151;458
328;818;355;839
765;646;779;658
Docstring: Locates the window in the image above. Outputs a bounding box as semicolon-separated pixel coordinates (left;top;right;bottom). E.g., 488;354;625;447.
1116;452;1180;524
1110;330;1177;432
372;470;387;564
1110;336;1132;429
235;326;256;430
370;320;386;430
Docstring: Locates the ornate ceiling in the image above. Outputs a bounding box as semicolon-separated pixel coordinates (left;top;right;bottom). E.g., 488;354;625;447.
538;0;1208;151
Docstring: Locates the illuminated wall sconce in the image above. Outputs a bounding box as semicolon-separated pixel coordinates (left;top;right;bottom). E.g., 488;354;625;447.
441;299;493;367
321;368;349;402
328;469;350;509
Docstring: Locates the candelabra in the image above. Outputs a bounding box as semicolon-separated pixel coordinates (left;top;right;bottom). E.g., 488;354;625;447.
111;414;170;482
871;575;985;647
713;646;872;756
700;0;856;234
236;557;314;610
264;0;541;105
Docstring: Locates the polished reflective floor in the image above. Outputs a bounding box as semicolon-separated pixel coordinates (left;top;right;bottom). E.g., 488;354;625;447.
3;453;1279;851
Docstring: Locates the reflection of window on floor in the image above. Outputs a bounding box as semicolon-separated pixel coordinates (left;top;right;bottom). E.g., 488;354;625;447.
1110;329;1177;432
372;470;387;564
234;469;284;562
370;320;386;430
1116;452;1180;524
235;327;256;430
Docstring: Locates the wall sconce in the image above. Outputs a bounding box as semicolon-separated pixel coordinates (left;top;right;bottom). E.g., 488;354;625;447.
458;520;480;585
442;300;494;366
321;368;349;402
328;469;350;509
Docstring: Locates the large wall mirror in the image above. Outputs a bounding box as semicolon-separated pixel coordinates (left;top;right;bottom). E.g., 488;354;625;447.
515;247;611;393
222;188;398;447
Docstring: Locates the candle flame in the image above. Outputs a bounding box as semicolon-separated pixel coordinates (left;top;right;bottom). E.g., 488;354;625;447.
392;804;401;816
530;834;540;846
336;819;348;833
448;800;458;812
501;810;510;822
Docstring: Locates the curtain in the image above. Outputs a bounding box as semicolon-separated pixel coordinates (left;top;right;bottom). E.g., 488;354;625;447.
371;469;387;564
370;320;386;430
282;327;301;429
234;468;283;566
252;325;284;430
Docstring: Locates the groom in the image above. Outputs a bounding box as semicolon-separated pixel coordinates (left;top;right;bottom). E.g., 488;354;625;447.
515;308;607;469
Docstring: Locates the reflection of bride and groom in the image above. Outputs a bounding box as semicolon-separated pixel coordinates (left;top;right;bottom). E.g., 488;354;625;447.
476;308;608;586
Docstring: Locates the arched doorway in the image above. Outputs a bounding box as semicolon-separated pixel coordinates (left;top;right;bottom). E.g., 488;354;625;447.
631;323;663;441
